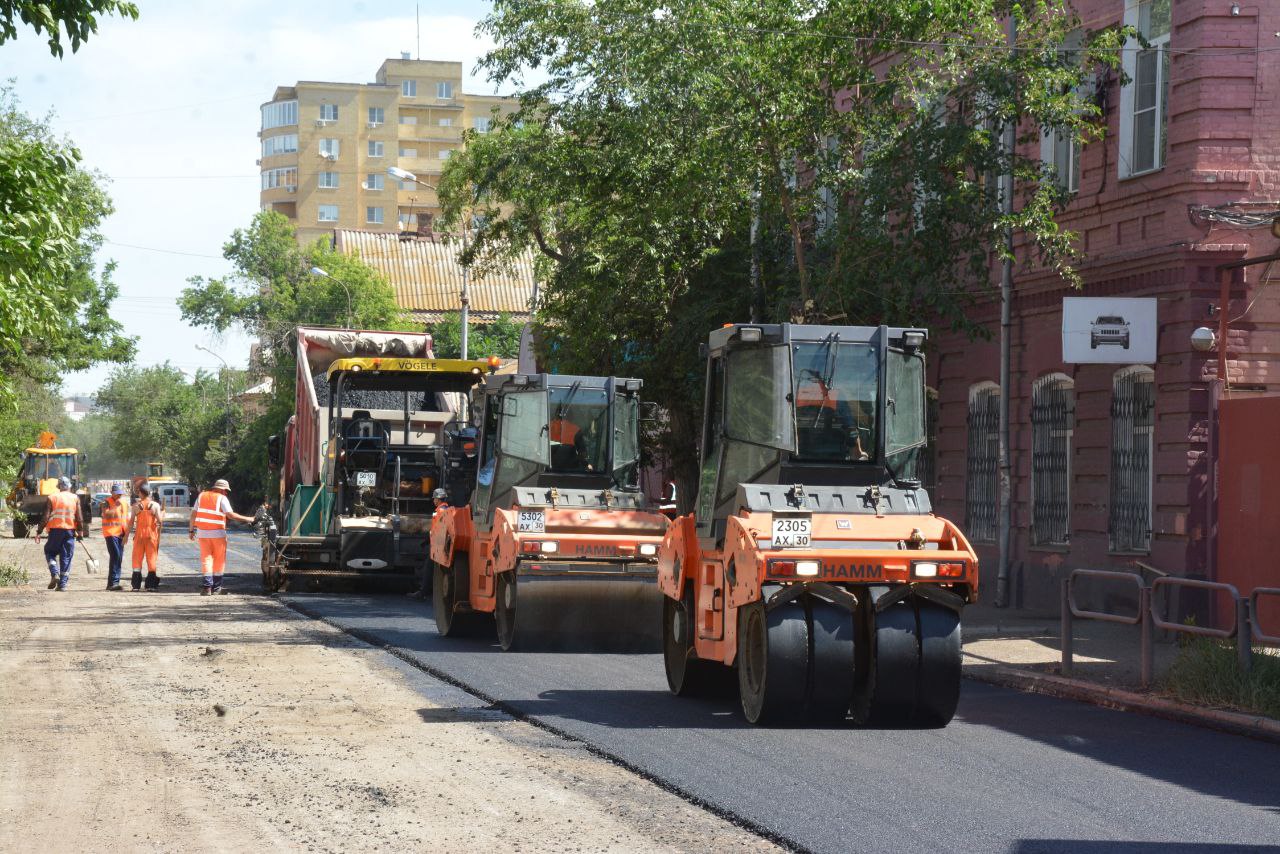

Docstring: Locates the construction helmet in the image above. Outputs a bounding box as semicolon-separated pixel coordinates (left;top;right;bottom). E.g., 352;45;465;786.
432;488;448;501
57;476;71;490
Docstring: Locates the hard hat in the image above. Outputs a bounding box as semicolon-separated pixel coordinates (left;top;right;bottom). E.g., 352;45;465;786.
213;479;231;491
432;488;448;501
57;476;71;490
110;483;123;495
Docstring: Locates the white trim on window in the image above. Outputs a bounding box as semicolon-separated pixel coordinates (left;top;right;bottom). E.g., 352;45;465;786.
317;204;339;223
1119;0;1171;179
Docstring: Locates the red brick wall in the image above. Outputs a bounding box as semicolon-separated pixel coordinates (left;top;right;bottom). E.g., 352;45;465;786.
929;1;1280;608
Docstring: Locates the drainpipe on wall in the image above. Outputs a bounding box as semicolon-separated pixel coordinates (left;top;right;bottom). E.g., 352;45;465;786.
995;13;1017;608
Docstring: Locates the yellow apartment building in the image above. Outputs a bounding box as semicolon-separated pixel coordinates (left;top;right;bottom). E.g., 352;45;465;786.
259;56;516;246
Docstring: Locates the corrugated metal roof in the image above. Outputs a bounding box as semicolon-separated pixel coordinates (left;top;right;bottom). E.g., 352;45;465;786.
334;229;536;318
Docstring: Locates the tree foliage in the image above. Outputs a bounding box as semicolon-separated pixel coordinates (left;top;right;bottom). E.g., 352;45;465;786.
430;311;523;360
442;0;1128;498
0;87;134;411
0;0;139;56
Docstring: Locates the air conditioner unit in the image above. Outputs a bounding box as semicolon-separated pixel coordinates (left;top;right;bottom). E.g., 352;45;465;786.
315;119;331;127
367;121;381;129
285;186;296;193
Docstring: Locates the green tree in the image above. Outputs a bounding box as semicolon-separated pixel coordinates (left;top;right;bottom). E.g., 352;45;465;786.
430;311;523;360
0;87;134;412
443;0;1127;498
60;411;142;480
0;1;139;56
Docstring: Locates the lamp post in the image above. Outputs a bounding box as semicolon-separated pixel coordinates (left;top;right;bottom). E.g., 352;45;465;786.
309;266;353;329
388;165;471;359
195;344;233;446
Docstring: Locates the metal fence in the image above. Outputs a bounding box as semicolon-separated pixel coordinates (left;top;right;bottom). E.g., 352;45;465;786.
1061;568;1264;688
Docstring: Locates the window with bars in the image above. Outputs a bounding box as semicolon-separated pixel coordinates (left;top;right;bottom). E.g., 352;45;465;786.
1110;367;1155;552
966;383;1000;543
1031;374;1074;546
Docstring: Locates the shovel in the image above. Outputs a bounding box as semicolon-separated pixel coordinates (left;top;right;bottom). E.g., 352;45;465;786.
83;550;99;575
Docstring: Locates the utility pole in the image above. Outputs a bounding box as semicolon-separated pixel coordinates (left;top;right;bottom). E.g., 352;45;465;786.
749;182;762;323
996;14;1017;608
461;214;471;360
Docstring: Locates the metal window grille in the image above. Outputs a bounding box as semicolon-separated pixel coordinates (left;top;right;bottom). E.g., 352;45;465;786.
1031;375;1074;545
921;388;939;493
1110;368;1155;552
966;384;1000;543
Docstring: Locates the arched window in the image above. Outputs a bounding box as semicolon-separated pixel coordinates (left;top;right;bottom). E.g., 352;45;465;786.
1031;373;1074;546
966;382;1000;543
1110;366;1155;553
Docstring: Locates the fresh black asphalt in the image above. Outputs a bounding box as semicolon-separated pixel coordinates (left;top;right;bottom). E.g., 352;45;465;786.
274;587;1280;853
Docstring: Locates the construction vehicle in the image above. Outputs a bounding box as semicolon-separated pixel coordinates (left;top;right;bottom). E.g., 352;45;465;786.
7;431;91;538
258;327;499;591
658;324;979;726
429;373;668;650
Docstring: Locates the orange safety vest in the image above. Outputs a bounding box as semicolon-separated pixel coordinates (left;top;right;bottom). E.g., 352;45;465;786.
192;491;227;531
46;491;78;530
549;419;580;444
133;499;161;541
100;498;129;537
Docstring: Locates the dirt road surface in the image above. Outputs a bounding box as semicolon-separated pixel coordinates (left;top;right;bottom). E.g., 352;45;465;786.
0;528;775;853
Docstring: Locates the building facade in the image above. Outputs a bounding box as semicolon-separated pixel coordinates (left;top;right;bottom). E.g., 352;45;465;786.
929;0;1280;610
259;57;517;246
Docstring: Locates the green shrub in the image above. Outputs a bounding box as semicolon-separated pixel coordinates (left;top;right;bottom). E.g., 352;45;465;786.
0;560;29;587
1161;637;1280;720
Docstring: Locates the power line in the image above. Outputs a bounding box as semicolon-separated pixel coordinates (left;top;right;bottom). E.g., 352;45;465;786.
104;240;225;259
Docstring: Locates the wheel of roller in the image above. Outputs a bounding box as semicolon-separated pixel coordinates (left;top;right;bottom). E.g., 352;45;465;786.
663;588;733;696
434;553;485;637
850;597;921;726
495;571;518;650
737;599;809;725
806;596;855;723
912;601;962;727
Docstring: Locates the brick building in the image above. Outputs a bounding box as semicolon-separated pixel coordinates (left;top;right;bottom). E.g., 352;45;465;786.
929;0;1280;609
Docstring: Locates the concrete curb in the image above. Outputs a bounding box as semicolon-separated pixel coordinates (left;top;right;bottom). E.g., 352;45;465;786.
965;662;1280;746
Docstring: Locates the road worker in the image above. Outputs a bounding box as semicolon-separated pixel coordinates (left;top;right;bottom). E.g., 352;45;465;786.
34;477;83;591
129;483;163;591
408;488;452;601
188;478;254;595
549;414;590;470
795;370;871;461
100;483;130;591
658;479;679;519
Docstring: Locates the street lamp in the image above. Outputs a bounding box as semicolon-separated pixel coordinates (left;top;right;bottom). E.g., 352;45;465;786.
309;266;352;329
388;165;472;360
195;344;233;446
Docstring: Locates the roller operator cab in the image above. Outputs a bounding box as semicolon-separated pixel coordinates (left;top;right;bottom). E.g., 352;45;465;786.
429;373;669;650
260;352;496;592
659;324;979;726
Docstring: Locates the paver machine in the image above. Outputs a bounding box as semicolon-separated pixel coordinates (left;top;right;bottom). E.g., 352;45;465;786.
429;373;669;650
658;323;979;725
260;327;497;591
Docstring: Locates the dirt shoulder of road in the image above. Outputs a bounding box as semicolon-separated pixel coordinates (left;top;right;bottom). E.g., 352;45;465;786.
0;532;775;853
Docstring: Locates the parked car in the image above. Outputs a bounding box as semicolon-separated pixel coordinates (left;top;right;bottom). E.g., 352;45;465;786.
1090;315;1131;349
89;492;110;518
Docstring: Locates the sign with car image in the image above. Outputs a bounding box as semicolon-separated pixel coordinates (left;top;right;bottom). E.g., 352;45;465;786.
1062;297;1157;364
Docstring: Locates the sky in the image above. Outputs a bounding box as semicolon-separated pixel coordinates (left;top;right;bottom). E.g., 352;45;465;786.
6;0;509;398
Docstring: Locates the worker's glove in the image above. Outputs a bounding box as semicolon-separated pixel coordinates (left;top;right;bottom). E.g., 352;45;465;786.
75;534;83;542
